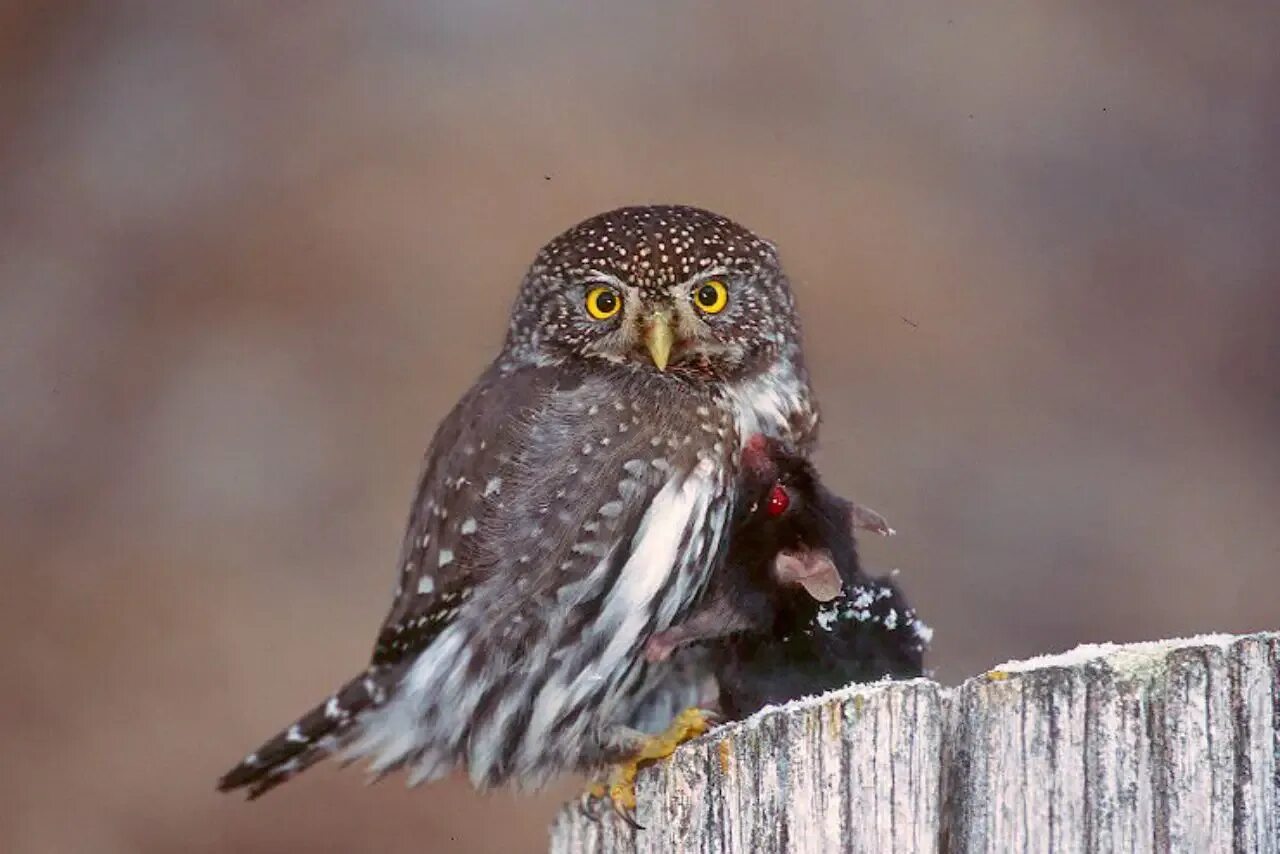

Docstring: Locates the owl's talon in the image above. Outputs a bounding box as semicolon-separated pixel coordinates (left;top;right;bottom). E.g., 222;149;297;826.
580;772;636;826
612;797;644;830
581;706;719;825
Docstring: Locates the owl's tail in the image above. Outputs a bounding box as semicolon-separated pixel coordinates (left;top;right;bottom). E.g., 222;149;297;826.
217;665;401;799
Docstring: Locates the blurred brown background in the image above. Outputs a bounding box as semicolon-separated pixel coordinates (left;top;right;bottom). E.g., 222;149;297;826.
3;2;1278;851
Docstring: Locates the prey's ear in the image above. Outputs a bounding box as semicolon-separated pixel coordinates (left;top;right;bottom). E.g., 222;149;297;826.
849;501;895;536
775;548;842;602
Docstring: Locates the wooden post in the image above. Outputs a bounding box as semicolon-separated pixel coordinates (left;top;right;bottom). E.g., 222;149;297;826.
549;632;1279;853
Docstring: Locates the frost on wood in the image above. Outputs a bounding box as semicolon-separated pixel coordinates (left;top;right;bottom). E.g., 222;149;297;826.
549;633;1279;853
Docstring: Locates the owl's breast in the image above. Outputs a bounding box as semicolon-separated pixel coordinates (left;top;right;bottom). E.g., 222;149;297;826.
722;353;817;448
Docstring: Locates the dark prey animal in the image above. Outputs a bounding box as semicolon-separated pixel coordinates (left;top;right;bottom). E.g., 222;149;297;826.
645;435;929;719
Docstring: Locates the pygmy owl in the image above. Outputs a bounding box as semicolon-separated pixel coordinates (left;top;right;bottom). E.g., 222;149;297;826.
218;205;818;797
645;435;929;720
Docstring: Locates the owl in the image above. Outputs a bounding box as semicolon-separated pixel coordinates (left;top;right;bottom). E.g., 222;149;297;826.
644;435;928;720
218;205;818;797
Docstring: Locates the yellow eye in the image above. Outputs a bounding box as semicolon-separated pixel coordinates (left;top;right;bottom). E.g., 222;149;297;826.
585;286;621;320
692;279;729;314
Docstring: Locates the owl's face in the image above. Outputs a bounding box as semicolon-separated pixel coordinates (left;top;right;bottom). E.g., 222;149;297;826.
504;206;799;382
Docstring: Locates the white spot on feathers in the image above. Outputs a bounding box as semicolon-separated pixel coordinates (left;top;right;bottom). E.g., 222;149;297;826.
460;517;478;535
572;541;609;558
617;479;643;500
438;549;454;568
418;575;435;594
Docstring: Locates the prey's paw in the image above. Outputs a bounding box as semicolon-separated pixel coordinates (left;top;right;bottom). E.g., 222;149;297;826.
643;629;681;663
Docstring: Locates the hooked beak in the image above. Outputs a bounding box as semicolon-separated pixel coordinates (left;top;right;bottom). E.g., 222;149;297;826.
644;312;675;371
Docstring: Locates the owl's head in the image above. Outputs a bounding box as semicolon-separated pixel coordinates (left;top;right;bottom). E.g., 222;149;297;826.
504;205;800;381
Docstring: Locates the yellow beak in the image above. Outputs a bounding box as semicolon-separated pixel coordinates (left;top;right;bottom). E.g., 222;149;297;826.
645;313;674;371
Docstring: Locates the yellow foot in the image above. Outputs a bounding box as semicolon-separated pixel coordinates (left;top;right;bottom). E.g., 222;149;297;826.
634;706;718;763
581;708;720;828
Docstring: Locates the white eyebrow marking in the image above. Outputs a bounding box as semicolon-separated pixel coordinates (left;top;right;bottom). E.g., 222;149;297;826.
672;265;730;295
584;270;629;291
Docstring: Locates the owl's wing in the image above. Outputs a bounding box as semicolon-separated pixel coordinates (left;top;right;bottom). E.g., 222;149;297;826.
371;363;573;667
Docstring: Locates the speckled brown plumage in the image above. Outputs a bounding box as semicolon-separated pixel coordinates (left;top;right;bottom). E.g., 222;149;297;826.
217;205;817;797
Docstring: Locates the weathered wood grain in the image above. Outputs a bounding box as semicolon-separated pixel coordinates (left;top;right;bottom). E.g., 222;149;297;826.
944;634;1279;852
549;632;1279;853
550;679;944;854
